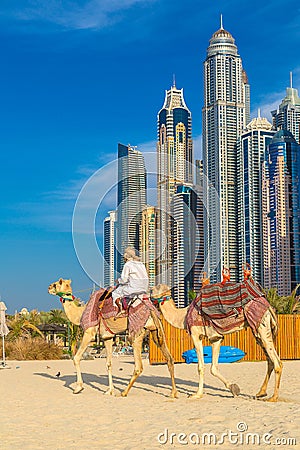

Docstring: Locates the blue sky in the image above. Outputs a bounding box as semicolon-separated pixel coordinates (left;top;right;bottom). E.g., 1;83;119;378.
0;0;299;313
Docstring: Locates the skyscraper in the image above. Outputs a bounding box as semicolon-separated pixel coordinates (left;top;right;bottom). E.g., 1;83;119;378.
140;205;156;288
157;83;193;285
262;130;300;295
237;114;274;284
271;75;300;144
202;20;250;282
103;210;117;286
194;160;205;293
117;143;147;274
171;184;198;307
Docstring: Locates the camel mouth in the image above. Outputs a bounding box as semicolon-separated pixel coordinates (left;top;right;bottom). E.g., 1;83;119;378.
48;283;57;295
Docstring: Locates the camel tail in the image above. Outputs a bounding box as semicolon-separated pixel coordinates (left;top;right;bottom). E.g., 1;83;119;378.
269;306;279;339
150;310;165;347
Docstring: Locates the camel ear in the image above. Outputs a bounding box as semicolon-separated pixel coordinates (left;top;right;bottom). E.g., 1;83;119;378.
68;279;72;284
59;278;63;284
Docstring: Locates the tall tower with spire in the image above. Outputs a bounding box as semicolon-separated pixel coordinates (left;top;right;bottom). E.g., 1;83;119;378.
157;83;193;285
202;19;250;282
271;73;300;143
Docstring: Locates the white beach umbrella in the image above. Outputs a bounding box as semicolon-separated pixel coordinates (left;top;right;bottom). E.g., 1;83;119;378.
0;301;9;367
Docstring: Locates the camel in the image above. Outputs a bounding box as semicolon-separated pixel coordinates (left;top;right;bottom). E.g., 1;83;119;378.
152;284;283;402
48;278;178;398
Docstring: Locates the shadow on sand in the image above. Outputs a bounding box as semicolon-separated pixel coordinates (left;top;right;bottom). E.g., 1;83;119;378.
34;362;254;400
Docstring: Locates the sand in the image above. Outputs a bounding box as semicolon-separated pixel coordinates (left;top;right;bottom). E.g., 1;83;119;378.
0;356;299;450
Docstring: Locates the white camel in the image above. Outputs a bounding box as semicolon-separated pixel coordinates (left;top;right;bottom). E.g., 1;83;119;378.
48;278;178;398
152;284;283;402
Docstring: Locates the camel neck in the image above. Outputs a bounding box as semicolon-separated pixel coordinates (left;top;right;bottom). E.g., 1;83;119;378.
160;299;188;330
63;299;85;326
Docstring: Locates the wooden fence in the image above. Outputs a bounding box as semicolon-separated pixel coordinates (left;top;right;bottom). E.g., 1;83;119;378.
149;314;300;364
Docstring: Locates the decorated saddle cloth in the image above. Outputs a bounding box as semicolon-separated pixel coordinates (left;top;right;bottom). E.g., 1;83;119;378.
126;295;160;339
80;289;159;338
186;279;270;335
80;288;107;332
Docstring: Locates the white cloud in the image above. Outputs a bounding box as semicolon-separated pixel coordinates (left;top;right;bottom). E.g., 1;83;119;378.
10;0;157;31
252;91;285;121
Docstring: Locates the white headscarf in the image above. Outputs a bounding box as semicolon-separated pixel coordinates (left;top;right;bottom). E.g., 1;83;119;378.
123;247;141;261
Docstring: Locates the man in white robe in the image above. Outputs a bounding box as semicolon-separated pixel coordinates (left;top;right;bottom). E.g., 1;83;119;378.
112;247;149;314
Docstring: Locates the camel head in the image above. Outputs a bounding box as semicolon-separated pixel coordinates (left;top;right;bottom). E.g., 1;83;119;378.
48;278;73;296
151;284;171;299
151;284;175;307
152;284;187;329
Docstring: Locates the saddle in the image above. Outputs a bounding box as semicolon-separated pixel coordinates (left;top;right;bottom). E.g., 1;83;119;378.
114;294;146;319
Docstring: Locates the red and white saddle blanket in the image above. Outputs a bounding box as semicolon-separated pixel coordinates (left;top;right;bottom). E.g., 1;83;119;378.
80;289;159;338
186;279;270;335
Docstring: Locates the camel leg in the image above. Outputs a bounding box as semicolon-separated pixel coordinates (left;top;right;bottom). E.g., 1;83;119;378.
121;331;145;397
150;329;178;398
210;339;240;397
103;338;115;395
189;330;205;398
256;315;282;402
256;355;273;399
73;326;97;394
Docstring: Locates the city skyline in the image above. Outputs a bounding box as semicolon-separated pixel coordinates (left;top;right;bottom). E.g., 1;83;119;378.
1;0;300;312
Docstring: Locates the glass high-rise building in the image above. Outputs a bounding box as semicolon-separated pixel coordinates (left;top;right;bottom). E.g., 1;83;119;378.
262;130;300;295
194;160;205;293
117;143;147;274
157;83;193;285
202;21;250;282
140;206;156;288
171;184;198;307
271;76;300;144
103;210;117;287
237;114;274;284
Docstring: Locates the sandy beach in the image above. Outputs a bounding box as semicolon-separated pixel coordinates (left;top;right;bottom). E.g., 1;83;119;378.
0;357;299;450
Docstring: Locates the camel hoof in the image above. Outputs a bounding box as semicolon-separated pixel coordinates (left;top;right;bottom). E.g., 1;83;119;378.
73;385;84;394
104;389;115;396
121;390;128;397
171;390;179;399
188;393;203;399
256;392;267;399
265;396;278;403
229;383;240;397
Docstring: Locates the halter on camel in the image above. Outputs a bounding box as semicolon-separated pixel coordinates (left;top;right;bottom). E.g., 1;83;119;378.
56;292;76;303
151;290;172;305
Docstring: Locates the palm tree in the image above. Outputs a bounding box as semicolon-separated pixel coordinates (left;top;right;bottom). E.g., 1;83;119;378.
48;309;68;325
68;322;83;356
266;285;300;314
7;314;44;340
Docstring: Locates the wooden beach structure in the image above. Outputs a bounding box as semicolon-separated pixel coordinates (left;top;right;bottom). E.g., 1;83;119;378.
149;314;300;363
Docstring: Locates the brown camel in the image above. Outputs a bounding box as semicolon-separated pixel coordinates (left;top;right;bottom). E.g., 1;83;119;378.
48;278;178;398
152;284;283;402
